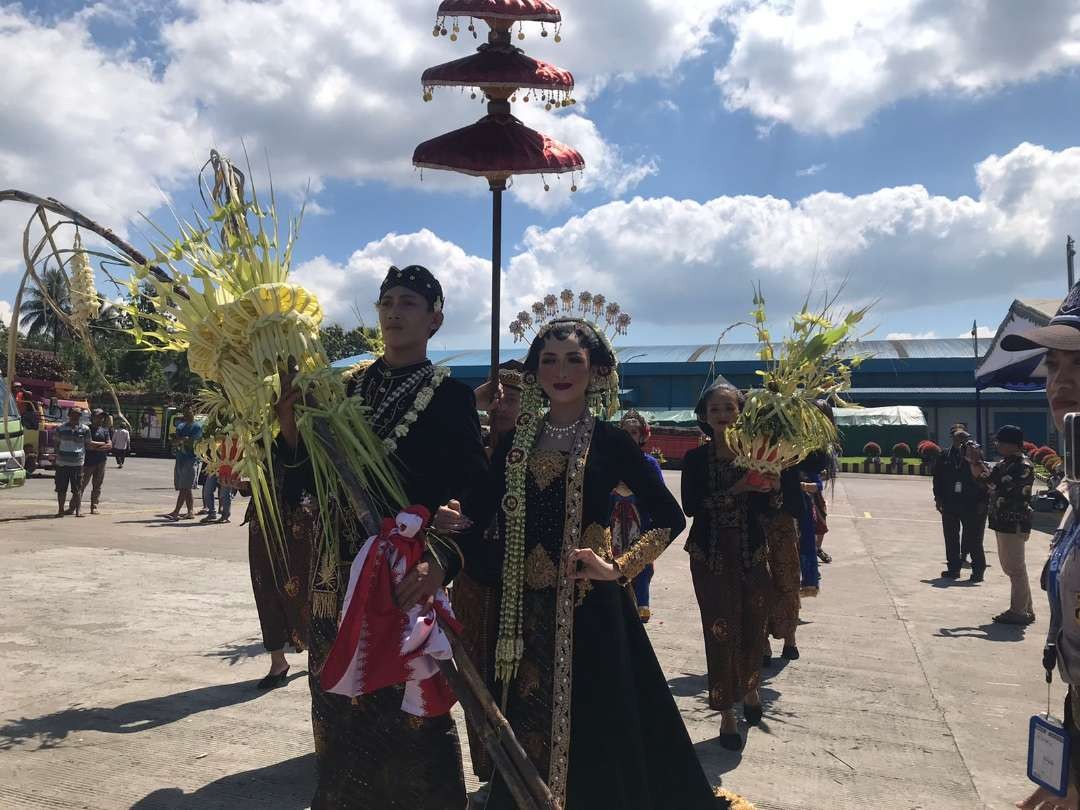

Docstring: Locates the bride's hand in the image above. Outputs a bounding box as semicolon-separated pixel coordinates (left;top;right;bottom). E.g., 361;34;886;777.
566;548;619;581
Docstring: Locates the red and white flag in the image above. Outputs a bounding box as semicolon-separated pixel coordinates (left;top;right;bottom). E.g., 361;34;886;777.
319;505;460;717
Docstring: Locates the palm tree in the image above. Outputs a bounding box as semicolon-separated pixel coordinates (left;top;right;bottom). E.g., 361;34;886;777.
19;268;72;353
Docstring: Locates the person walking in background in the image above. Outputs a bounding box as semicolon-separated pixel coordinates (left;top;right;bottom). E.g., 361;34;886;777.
55;406;90;518
932;424;989;582
969;425;1036;625
165;403;202;522
111;420;131;468
682;382;774;750
78;409;112;515
200;472;233;524
610;409;665;623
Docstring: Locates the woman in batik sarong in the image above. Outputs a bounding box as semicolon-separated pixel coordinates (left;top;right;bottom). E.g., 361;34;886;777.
682;382;797;751
245;483;313;688
610;409;665;622
468;317;744;809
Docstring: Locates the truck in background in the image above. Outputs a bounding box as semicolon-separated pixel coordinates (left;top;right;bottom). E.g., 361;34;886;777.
0;376;27;488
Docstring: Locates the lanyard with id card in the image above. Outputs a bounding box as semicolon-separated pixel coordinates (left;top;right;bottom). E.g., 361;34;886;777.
1028;679;1072;797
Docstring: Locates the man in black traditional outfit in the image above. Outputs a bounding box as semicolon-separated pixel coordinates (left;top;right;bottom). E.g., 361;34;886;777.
274;264;488;810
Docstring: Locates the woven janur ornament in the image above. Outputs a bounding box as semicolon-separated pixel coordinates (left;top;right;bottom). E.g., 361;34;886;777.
69;233;100;333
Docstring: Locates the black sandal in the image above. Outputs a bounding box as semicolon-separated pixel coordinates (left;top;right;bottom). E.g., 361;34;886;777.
817;549;832;564
719;732;744;751
744;703;763;726
256;668;290;690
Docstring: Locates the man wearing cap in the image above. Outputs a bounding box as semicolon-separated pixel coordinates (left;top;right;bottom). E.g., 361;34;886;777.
12;381;24;409
275;264;488;809
932;423;989;581
78;408;112;515
451;359;524;788
1002;285;1080;808
54;406;90;517
967;425;1035;624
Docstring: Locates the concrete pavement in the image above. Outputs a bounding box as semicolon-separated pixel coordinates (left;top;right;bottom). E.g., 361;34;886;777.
0;459;1061;808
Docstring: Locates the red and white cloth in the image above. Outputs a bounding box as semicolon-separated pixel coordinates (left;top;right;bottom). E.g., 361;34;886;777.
319;505;460;717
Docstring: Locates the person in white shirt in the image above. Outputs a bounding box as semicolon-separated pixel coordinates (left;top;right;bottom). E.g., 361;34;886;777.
111;420;131;468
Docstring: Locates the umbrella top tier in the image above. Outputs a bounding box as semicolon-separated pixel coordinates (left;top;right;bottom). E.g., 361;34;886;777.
422;44;573;92
437;0;561;23
413;113;583;180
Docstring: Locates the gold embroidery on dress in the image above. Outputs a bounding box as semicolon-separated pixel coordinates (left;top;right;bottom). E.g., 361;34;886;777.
528;450;568;491
576;523;614;605
614;528;672;582
581;522;614;560
525;544;558;590
311;546;339;619
548;414;594;805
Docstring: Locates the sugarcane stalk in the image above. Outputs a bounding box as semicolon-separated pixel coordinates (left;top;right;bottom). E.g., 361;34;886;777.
441;621;560;810
436;653;557;810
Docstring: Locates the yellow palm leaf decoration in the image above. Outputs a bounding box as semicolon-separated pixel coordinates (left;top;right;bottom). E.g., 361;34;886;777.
119;152;403;572
726;286;871;481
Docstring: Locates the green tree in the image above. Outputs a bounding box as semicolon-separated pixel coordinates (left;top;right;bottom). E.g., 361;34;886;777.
144;356;169;394
320;323;381;362
19;268;72;353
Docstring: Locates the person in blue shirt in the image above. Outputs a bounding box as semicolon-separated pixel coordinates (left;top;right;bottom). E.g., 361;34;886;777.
1004;283;1080;808
609;410;665;622
164;403;203;521
54;407;91;517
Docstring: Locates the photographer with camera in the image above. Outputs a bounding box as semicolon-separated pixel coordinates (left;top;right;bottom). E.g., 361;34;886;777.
1003;288;1080;809
967;425;1037;625
932;424;989;582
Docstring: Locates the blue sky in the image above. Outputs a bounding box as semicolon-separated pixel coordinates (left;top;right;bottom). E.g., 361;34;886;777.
3;1;1080;349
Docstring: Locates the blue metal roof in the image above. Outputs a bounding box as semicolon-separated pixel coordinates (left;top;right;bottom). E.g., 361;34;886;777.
332;338;994;370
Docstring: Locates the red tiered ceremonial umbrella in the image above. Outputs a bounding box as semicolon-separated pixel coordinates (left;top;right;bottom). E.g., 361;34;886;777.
416;0;582;379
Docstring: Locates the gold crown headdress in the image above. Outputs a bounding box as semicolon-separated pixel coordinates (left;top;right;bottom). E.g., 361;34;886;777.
509;288;631;344
507;288;630;419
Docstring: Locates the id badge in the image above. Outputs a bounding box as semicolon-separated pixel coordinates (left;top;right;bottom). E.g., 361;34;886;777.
1028;714;1071;797
954;481;963;494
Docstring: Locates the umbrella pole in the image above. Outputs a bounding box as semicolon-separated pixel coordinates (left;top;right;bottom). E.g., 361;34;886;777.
490;178;506;381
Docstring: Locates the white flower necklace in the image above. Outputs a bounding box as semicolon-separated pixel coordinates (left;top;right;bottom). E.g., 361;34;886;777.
383;366;452;453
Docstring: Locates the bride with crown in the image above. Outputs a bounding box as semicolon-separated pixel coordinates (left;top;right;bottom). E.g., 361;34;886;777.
465;291;751;810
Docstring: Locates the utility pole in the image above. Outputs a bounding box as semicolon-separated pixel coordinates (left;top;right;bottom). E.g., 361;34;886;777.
973;320;982;448
1069;235;1075;290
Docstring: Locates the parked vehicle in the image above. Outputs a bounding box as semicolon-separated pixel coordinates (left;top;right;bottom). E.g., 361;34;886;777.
0;377;26;488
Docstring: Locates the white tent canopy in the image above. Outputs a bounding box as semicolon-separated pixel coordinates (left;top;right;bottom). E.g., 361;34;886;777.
833;406;926;427
975;298;1058;391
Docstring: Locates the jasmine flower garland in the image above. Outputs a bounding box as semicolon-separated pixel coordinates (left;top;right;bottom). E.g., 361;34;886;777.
383;366;452;453
495;374;544;687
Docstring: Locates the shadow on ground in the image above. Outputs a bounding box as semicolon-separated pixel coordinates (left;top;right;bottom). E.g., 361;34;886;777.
0;513;66;524
935;622;1028;642
204;640;267;666
130;754;315;809
0;673;306;750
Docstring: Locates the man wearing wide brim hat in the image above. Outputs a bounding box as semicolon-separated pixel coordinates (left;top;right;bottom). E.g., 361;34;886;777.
1001;283;1080;809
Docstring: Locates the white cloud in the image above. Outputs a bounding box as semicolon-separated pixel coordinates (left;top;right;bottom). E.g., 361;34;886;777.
0;8;207;274
0;299;11;327
796;163;827;177
1;0;729;282
716;0;1080;135
292;229;496;347
887;331;938;340
299;142;1080;346
961;326;996;339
